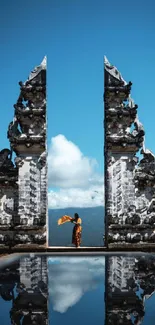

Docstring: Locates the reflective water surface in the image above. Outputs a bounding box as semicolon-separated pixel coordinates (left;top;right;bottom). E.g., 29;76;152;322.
0;254;155;324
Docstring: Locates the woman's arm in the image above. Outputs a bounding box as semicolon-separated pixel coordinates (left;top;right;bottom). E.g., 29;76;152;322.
71;220;79;225
71;218;81;225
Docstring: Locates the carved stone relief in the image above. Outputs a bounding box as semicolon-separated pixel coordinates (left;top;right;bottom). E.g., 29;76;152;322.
105;255;155;324
104;57;155;247
0;58;47;248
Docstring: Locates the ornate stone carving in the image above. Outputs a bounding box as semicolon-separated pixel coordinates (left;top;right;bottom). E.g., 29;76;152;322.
104;56;127;86
38;151;47;168
105;256;155;325
8;57;46;155
0;148;18;235
27;56;46;83
104;57;155;247
0;256;48;324
7;117;21;139
14;157;24;168
0;58;48;248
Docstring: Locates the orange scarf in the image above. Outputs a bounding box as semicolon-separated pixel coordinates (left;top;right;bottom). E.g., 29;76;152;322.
58;215;73;225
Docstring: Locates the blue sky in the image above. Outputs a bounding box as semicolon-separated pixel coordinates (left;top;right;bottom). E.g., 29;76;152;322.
1;0;155;208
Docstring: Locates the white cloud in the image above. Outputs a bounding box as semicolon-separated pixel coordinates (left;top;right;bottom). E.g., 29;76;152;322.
48;134;103;188
48;257;105;313
48;185;104;209
48;135;104;209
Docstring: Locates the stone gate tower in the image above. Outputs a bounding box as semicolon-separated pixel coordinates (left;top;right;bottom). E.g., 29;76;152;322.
7;57;47;248
104;57;155;248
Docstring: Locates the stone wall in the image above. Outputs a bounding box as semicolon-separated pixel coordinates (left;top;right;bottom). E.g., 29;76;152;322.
104;57;155;248
0;57;47;249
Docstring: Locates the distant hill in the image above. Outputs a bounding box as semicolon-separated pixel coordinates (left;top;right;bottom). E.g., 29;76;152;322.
48;206;104;247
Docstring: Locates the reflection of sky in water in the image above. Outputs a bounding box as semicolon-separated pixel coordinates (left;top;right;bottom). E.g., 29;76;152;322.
48;257;105;324
142;294;155;325
0;298;12;325
136;281;144;299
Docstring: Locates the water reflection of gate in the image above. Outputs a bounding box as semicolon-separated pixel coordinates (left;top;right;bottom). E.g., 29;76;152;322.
1;255;155;324
0;255;48;325
105;255;155;325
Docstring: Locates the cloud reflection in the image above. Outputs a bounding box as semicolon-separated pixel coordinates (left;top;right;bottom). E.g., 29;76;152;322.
48;257;105;313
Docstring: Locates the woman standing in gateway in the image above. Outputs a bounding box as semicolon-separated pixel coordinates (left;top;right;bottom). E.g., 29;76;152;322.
71;213;82;248
58;213;82;248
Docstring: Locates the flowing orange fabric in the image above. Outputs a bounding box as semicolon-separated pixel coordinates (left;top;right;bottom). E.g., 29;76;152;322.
72;218;82;247
57;215;73;225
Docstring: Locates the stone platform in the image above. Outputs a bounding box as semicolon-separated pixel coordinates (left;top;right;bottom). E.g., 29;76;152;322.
1;245;155;256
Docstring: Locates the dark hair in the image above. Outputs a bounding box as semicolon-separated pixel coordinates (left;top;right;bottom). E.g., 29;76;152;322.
74;213;79;219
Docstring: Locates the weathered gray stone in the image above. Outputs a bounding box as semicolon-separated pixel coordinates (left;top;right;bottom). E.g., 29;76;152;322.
104;57;155;248
0;58;47;249
105;255;155;324
0;255;48;324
